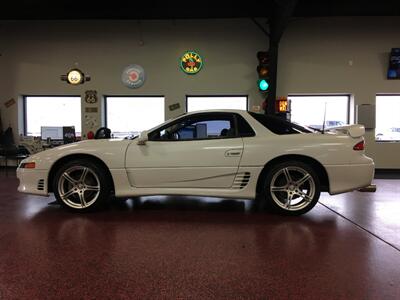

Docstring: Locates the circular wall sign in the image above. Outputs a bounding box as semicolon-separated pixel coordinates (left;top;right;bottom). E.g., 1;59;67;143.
180;51;203;75
67;69;84;85
121;64;146;88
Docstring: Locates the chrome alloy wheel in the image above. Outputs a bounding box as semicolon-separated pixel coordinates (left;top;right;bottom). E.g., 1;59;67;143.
269;166;316;211
57;166;101;209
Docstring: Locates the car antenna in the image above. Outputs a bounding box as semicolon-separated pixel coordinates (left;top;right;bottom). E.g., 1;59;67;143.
322;102;327;134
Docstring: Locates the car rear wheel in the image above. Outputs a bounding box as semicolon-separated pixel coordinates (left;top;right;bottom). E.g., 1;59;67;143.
261;161;320;216
53;159;111;211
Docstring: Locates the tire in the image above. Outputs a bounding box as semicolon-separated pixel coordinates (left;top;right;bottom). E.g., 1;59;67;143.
260;161;320;216
53;159;111;212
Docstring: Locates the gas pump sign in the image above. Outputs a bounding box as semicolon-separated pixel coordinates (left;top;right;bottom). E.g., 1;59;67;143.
180;51;203;75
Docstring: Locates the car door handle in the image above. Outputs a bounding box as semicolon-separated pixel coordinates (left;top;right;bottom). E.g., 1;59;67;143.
225;149;243;157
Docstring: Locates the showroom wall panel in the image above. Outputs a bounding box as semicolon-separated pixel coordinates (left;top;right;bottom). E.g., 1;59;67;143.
1;17;400;167
277;16;400;168
0;19;266;140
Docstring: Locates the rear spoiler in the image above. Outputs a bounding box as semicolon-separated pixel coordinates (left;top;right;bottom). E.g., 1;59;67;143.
326;124;365;138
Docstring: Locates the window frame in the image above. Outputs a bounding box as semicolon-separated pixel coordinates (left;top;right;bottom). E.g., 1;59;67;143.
148;112;254;142
288;94;351;125
186;95;249;112
23;95;81;136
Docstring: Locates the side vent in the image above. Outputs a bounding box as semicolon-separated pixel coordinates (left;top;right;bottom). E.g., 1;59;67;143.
232;172;251;189
37;179;45;191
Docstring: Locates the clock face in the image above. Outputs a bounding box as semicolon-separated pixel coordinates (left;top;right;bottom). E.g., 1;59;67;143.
67;69;83;85
180;51;203;75
121;64;145;88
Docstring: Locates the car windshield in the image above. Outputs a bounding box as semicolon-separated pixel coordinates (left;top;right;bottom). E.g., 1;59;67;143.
248;112;314;135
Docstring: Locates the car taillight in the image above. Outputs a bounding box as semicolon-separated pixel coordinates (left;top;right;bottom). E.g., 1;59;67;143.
353;140;365;151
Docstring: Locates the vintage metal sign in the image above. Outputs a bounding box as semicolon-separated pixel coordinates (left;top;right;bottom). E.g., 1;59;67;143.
121;64;146;88
180;51;203;75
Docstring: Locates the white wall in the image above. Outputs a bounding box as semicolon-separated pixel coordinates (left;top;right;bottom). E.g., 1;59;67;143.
278;16;400;168
0;19;266;141
1;17;399;168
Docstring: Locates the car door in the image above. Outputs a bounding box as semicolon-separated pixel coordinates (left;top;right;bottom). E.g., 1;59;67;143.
125;112;244;188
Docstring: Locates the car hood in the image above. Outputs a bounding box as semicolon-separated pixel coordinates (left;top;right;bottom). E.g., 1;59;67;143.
24;139;132;170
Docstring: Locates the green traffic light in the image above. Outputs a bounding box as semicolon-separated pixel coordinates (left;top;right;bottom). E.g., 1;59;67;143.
258;79;269;91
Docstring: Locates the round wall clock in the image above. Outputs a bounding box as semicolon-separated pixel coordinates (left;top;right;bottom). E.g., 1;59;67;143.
67;69;84;85
180;51;203;75
121;64;146;88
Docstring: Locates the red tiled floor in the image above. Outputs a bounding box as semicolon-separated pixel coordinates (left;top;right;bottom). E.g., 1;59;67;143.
0;173;399;299
320;179;400;250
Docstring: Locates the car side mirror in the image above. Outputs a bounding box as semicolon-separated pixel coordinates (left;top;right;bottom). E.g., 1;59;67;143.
137;130;149;145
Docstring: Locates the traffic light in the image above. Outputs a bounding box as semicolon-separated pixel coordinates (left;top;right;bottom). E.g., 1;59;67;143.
257;51;270;92
258;79;269;91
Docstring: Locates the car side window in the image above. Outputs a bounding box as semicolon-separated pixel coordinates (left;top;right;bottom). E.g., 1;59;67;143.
149;114;237;141
237;115;255;137
248;111;313;134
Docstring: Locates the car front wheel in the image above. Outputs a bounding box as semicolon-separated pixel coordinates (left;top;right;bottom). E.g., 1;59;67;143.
261;161;321;216
53;159;111;211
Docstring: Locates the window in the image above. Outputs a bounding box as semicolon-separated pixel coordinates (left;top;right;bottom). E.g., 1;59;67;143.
24;96;81;137
150;113;241;141
105;96;165;138
376;95;400;142
249;112;313;135
237;115;256;137
186;96;248;112
288;95;350;130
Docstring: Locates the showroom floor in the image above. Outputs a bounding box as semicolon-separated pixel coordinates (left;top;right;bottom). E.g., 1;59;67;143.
0;172;399;299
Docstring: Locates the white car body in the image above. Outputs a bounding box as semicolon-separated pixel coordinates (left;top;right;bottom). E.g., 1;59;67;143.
17;110;374;207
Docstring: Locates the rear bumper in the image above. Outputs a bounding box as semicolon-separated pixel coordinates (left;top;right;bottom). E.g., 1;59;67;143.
325;162;375;195
17;168;49;196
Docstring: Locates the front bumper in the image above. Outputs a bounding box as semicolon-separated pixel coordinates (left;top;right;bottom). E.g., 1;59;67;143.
325;162;375;195
17;168;49;196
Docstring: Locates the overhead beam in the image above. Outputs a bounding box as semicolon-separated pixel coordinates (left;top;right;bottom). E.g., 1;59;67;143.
251;18;270;37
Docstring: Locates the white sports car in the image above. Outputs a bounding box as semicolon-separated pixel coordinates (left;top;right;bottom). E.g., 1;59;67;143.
17;110;375;215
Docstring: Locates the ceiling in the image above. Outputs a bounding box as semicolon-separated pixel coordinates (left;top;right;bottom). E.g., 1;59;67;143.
1;0;399;20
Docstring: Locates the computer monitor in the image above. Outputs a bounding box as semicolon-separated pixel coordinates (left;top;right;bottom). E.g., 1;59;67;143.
62;126;76;144
41;126;64;140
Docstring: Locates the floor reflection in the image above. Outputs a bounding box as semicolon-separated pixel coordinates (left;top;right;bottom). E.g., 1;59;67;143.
1;174;400;299
112;196;250;212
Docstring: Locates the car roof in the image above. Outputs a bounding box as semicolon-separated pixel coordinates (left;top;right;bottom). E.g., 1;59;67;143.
184;109;249;115
145;109;251;133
